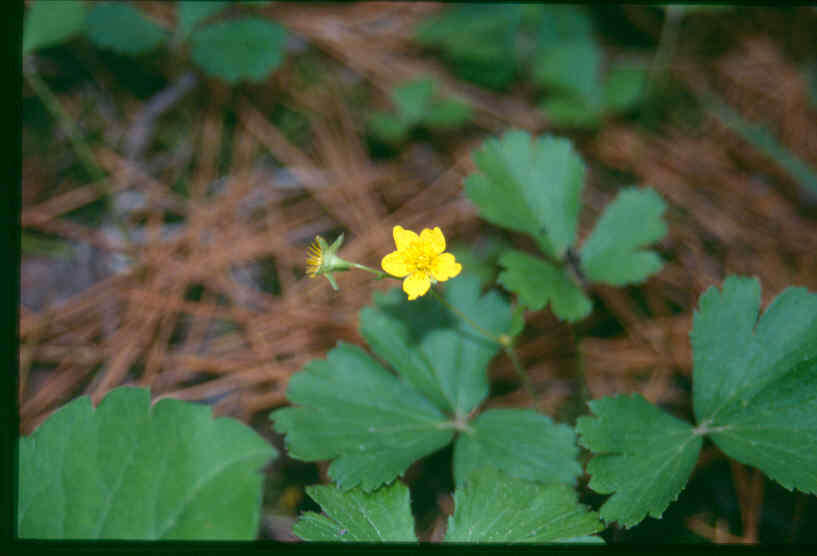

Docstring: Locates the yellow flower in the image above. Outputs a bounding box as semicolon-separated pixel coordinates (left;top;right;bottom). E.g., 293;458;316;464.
305;234;348;290
381;225;462;300
306;238;324;278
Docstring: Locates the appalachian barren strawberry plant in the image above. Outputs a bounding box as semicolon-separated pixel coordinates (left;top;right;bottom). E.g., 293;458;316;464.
19;1;817;545
19;126;817;541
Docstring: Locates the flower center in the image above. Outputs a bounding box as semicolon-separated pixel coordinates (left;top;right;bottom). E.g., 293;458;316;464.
406;241;434;272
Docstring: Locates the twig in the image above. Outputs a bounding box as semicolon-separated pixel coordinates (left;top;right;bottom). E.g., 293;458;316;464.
23;62;133;245
124;72;197;161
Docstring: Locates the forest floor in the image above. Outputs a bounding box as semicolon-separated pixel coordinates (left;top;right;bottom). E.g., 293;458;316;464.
20;3;817;543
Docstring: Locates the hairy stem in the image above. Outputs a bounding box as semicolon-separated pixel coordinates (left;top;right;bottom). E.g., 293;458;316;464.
430;288;536;405
645;5;684;99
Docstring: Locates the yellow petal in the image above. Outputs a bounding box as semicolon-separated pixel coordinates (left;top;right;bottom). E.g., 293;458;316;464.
393;225;419;251
381;251;410;277
403;271;431;300
419;226;446;255
431;253;462;282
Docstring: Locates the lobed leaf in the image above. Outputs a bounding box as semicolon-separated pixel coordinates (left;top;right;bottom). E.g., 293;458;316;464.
294;468;601;543
447;236;510;289
690;275;763;421
391;78;434;126
604;66;648;113
274;277;512;492
578;276;817;529
444;467;603;543
498;249;592;322
465;130;585;259
424;98;472;129
293;482;417;542
507;305;526;338
359;275;510;417
534;5;594;45
371;78;472;143
691;277;817;423
453;409;581;486
177;1;228;39
533;37;602;110
368;112;409;145
532;5;603;126
86;3;166;56
190;18;287;84
579;187;667;285
542;96;602;129
709;357;817;493
414;5;522;89
23;0;87;55
270;342;454;492
691;276;817;493
576;394;701;528
18;387;276;539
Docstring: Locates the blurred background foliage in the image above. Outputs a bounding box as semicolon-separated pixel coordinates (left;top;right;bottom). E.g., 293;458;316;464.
20;1;817;543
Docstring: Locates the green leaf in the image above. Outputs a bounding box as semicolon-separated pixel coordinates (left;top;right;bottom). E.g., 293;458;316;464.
359;275;510;417
498;249;592;322
507;304;526;338
415;5;522;89
273;277;511;492
177;1;227;40
293;482;417;542
190;17;287;84
465;130;585;259
18;387;276;539
709;358;817;493
295;467;602;543
271;276;510;491
535;5;594;44
542;95;602;129
453;409;581;486
376;78;471;135
23;0;87;55
532;6;602;117
368;112;409;144
444;467;603;543
533;38;602;108
391;78;434;126
270;342;454;491
579;187;667;286
578;276;817;529
576;394;702;528
691;276;817;493
447;235;510;289
690;276;763;422
604;66;648;113
86;3;166;56
424;98;472;129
